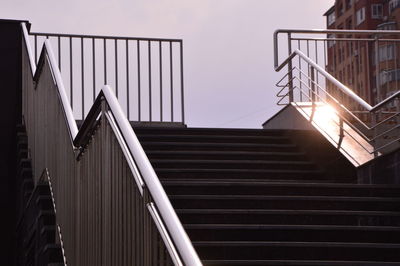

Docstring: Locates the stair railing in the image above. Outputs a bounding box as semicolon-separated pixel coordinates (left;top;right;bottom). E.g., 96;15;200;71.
21;22;201;266
275;48;400;158
274;29;400;158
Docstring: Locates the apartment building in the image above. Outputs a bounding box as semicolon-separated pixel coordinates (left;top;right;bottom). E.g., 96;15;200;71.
324;0;400;107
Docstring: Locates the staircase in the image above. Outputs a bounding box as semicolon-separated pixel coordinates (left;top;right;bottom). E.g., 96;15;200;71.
135;127;400;265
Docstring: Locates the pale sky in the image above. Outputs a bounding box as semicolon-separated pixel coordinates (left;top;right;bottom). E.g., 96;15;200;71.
1;0;334;128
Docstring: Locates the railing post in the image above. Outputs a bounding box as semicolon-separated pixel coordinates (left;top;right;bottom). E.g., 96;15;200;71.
287;33;294;102
143;186;152;266
310;66;316;121
375;36;381;104
372;111;379;157
396;97;400;124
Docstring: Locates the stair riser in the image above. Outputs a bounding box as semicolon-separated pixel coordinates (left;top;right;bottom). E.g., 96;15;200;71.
146;152;307;161
134;128;287;137
137;135;292;144
186;228;400;243
141;143;298;152
194;245;400;261
159;171;324;180
170;198;400;211
164;185;400;197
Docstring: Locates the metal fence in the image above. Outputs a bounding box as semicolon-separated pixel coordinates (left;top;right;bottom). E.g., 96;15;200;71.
30;31;185;123
274;29;400;107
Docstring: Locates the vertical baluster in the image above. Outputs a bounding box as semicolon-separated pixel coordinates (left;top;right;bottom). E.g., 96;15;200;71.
307;40;310;95
104;38;107;84
180;41;185;124
386;41;389;101
93;38;96;102
298;40;303;102
159;41;163;122
34;35;38;64
148;41;152;122
81;37;85;120
137;41;141;121
170;41;174;122
315;40;319;96
126;40;130;120
395;41;399;93
287;33;294;102
375;38;380;104
115;39;118;98
70;37;73;107
58;36;61;71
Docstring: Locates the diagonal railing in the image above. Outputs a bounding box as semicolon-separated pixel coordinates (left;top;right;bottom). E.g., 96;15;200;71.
21;22;201;266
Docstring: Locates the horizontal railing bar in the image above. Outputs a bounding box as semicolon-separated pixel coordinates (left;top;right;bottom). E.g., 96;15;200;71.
292;66;373;131
276;50;373;110
30;32;182;43
371;123;400;141
290;37;400;42
277;49;400;114
275;28;400;35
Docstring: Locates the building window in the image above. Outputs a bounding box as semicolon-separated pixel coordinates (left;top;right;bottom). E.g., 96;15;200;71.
345;18;353;29
327;34;336;48
338;3;344;17
389;0;400;13
328;12;336;26
379;69;400;85
372;4;383;18
346;0;352;10
356;7;366;25
379;45;396;62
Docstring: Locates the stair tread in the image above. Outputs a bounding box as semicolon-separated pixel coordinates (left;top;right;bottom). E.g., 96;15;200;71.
171;195;400;201
202;259;400;265
142;141;297;147
163;180;398;188
146;150;306;156
177;208;400;216
157;168;323;173
162;178;339;183
193;241;400;248
152;159;315;165
185;224;400;231
138;134;290;140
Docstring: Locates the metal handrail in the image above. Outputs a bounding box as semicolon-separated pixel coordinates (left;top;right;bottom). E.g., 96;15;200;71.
274;29;400;113
275;48;400;114
274;28;400;70
21;22;202;266
31;31;183;42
